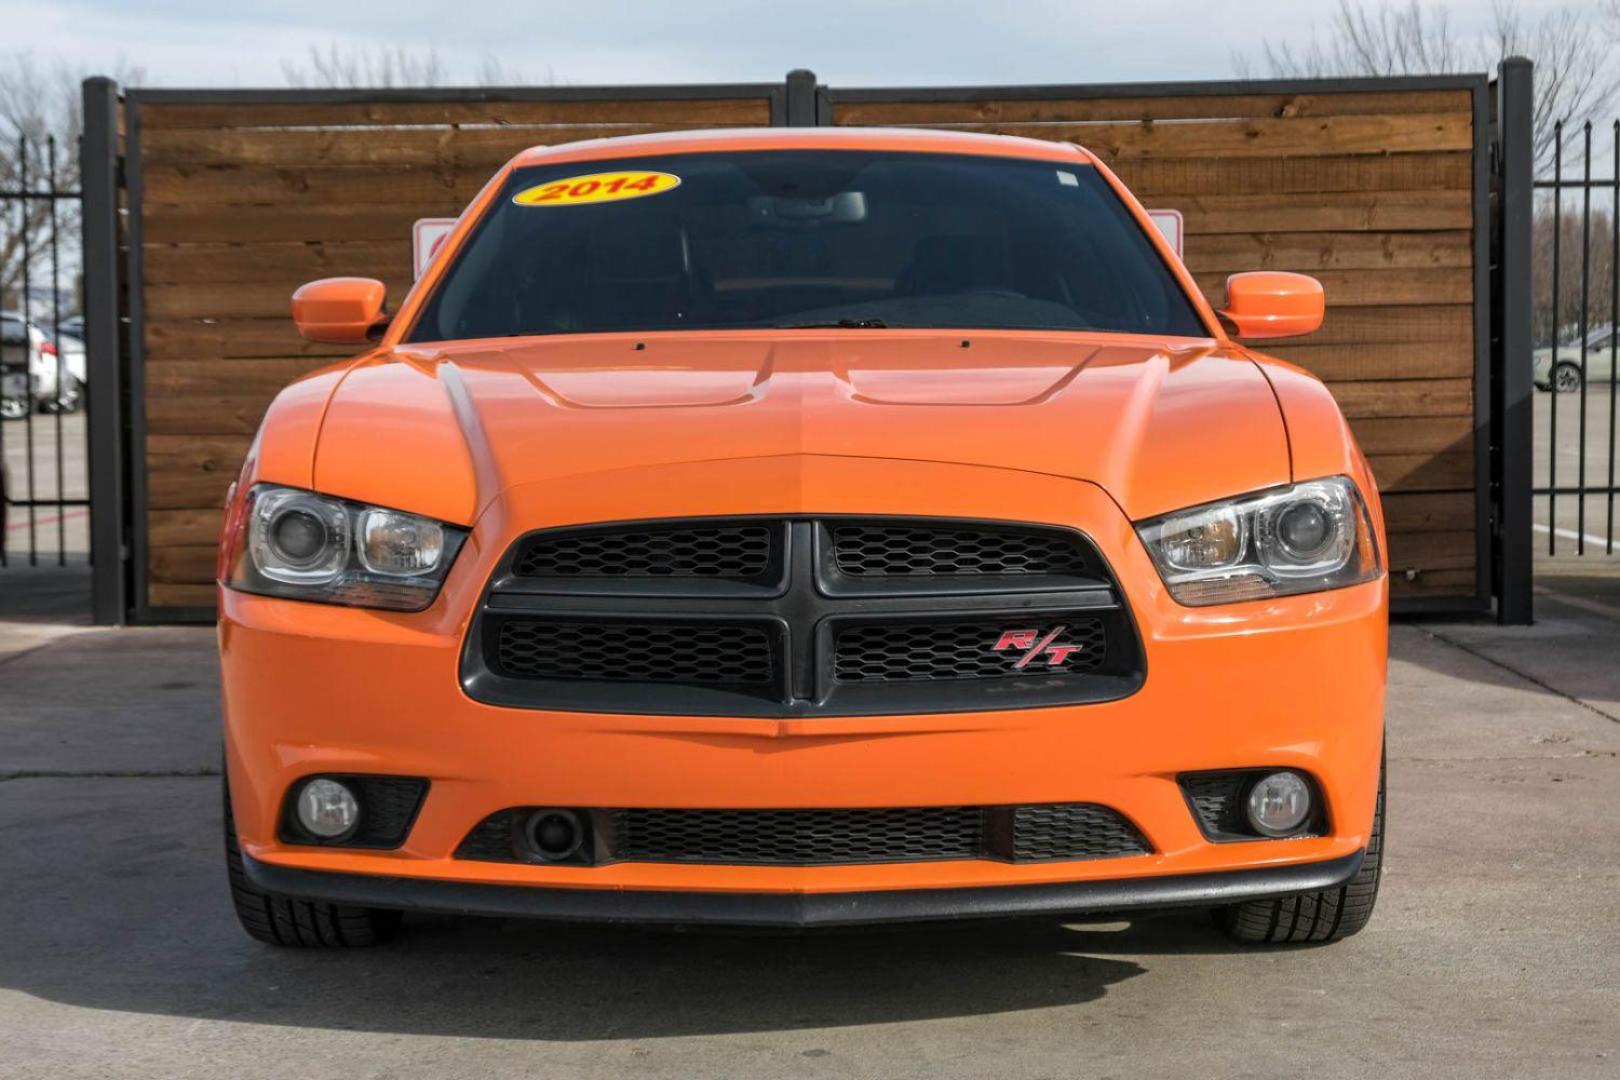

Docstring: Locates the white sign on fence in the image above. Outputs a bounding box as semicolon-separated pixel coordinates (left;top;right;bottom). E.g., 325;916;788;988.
1147;209;1184;259
412;218;458;280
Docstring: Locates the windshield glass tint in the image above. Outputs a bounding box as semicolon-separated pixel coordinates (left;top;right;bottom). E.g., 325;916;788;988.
408;150;1207;342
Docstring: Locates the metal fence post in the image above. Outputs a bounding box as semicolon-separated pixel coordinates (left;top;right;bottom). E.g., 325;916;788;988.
1493;57;1534;624
785;69;819;126
80;76;129;625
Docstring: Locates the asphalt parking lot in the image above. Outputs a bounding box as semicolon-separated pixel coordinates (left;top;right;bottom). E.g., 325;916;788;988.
1;565;1617;1079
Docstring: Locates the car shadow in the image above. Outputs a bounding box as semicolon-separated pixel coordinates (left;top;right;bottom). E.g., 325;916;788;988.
0;776;1298;1042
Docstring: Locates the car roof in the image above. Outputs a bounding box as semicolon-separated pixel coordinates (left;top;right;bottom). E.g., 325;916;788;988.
510;126;1096;169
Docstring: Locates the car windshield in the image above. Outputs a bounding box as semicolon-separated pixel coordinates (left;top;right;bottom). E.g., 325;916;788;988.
407;150;1208;342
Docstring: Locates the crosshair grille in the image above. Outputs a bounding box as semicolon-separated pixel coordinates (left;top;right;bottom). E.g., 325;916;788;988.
470;517;1142;716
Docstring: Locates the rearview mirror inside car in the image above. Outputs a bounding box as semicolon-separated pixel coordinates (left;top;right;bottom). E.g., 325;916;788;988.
1219;271;1324;340
291;277;390;344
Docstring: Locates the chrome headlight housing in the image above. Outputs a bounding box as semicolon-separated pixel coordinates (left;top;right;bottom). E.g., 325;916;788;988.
1136;476;1381;606
227;483;468;611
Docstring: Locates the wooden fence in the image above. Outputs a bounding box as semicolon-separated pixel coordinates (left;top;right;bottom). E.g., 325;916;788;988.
826;81;1486;606
106;73;1492;619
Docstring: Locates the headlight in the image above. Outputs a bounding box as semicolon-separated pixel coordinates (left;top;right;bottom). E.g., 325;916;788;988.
226;483;468;611
1136;476;1381;605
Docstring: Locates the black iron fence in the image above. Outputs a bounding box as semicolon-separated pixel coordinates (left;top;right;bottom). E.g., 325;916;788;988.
0;133;87;567
1534;118;1620;555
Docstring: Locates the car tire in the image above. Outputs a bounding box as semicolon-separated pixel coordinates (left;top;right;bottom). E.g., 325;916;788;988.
1552;361;1584;394
1215;757;1384;945
0;397;25;420
42;375;84;414
223;778;402;947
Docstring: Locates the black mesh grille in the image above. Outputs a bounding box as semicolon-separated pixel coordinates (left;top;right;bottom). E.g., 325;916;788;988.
834;617;1106;682
614;807;984;865
494;620;776;686
279;776;427;849
833;522;1089;576
455;812;517;861
513;524;774;579
455;803;1154;866
1011;804;1150;861
1182;774;1250;838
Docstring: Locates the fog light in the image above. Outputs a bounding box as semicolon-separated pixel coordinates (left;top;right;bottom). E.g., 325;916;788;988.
296;778;361;839
1245;771;1312;837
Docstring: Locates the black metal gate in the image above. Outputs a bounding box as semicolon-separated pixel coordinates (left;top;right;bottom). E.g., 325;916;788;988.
1531;110;1620;557
0;133;87;568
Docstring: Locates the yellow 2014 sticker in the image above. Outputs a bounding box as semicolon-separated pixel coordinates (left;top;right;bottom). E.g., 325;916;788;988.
513;170;681;207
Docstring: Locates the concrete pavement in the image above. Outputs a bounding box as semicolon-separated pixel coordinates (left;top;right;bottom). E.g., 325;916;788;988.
1;569;1617;1079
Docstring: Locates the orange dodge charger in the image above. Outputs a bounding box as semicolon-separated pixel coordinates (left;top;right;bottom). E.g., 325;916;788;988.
217;127;1386;947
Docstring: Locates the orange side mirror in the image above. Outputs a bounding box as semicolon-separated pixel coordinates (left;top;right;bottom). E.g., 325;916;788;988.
291;277;389;344
1218;271;1324;340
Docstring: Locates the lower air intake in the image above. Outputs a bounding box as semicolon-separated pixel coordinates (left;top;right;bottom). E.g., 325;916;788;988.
455;803;1152;866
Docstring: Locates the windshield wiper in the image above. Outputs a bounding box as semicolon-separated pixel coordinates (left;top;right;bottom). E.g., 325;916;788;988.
773;318;889;329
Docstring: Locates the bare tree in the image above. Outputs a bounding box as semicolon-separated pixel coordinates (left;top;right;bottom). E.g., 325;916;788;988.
282;44;447;88
0;54;142;316
282;44;529;89
1239;1;1620;169
1239;0;1469;77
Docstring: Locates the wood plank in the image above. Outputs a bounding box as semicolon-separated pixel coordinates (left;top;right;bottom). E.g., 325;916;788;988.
1382;492;1475;533
140;164;488;206
1389;567;1475;598
1386;529;1475;572
833;89;1473;125
144;203;455;244
146;318;353;360
1195;268;1471;307
142;125;676;168
147;583;218;608
1117;152;1471;197
146;357;335;394
940;112;1473;159
146;280;412;320
144;240;411;285
148;544;220;583
149;508;224;547
139;97;773;130
1183;230;1472;273
1326;378;1472;419
1351;416;1473;456
1167;190;1471;233
1287;304;1474;346
1368;450;1475;490
146;392;284;436
1262;340;1473;381
147;435;252;509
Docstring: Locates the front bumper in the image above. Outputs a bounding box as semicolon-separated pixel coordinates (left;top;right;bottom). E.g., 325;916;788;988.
244;847;1365;927
222;455;1387;918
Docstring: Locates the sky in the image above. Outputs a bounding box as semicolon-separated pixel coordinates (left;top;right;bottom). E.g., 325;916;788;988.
0;0;1574;88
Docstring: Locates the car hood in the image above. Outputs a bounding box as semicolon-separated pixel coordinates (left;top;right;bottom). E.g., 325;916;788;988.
309;331;1292;526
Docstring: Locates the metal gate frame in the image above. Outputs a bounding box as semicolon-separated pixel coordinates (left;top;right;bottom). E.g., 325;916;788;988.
79;66;1535;625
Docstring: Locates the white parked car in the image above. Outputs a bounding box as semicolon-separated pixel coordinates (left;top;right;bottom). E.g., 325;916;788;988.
1534;323;1618;393
1;311;84;418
